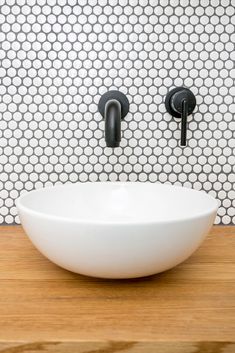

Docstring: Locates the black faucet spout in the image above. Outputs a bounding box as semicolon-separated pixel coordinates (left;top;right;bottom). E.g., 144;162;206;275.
104;99;121;148
98;90;129;148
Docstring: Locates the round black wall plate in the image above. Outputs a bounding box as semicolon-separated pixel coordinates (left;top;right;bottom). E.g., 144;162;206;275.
98;91;129;119
165;87;196;119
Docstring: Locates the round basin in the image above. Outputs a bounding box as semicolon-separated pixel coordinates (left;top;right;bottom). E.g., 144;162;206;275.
16;182;218;279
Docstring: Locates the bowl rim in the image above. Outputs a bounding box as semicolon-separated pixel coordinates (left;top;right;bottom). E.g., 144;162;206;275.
15;181;219;225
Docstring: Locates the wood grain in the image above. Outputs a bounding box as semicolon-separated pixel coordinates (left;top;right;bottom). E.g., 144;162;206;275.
0;226;234;352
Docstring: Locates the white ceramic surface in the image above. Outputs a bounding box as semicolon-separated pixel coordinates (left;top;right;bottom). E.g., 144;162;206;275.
16;182;218;279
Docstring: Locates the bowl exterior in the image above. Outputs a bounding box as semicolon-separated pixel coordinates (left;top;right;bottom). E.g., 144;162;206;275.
17;206;217;279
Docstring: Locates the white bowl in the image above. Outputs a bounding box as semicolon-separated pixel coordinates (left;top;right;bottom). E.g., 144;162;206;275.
16;182;218;279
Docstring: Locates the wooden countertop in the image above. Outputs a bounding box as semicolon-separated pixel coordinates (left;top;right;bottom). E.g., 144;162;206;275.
0;226;235;353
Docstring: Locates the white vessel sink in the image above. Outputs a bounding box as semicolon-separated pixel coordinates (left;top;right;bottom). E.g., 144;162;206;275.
16;182;218;279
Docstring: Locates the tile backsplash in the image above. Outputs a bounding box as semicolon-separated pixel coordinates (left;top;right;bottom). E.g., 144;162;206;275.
0;0;235;224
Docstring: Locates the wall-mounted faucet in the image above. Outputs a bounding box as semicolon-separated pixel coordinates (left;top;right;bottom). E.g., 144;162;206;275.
104;99;121;148
165;87;196;146
98;91;129;148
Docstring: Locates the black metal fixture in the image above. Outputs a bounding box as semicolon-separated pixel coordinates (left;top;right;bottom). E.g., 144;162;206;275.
165;87;196;146
98;90;129;148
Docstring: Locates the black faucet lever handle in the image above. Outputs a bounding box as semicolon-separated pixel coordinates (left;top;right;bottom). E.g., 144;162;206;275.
165;87;196;147
181;99;188;146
